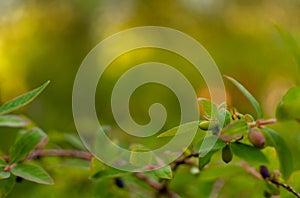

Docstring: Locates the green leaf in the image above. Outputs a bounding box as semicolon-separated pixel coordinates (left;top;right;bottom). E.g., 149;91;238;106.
224;75;263;118
276;87;300;121
221;120;249;137
89;158;127;180
0;81;50;116
129;149;152;167
0;170;10;180
198;98;218;119
231;142;268;164
196;136;226;169
0;115;29;127
157;121;200;138
261;128;294;180
11;164;53;185
218;109;231;128
10;128;47;163
153;165;172;179
275;24;300;74
198;151;215;170
0;175;16;197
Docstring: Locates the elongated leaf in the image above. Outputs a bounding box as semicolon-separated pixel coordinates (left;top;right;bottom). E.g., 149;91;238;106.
11;164;53;185
276;87;300;121
0;170;10;179
10;128;47;163
0;115;29;127
198;98;218;119
262;128;293;180
157;121;200;138
275;24;300;73
89;158;127;180
153;165;172;179
231;142;268;164
90;169;128;180
0;81;50;115
221;120;249;136
0;175;16;197
224;75;263;118
129;149;152;167
198;152;214;170
196;136;226;169
218;109;231;128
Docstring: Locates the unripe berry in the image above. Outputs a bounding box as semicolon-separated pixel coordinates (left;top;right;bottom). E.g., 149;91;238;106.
199;121;218;131
248;129;266;148
222;144;233;163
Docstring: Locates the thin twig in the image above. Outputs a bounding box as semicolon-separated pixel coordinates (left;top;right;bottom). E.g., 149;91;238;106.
2;149;179;197
241;161;300;198
26;149;93;161
270;179;300;198
249;118;277;128
172;153;199;171
134;172;180;198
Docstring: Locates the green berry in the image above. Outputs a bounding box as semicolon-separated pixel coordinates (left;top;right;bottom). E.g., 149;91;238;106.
222;144;233;163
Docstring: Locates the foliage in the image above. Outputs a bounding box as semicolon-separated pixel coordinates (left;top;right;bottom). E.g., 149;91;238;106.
0;72;300;198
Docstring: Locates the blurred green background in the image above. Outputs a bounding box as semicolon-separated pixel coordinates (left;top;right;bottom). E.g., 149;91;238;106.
1;0;300;197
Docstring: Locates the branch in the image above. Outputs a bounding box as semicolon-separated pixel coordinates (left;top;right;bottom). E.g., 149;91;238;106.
249;118;277;128
172;153;199;171
134;172;180;198
2;149;179;198
26;149;93;161
241;162;300;198
270;179;300;198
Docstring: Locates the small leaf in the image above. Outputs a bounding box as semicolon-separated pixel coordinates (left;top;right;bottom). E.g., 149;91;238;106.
153;165;172;179
0;81;50;115
224;75;263;118
231;142;268;164
218;109;231;128
261;128;294;180
0;170;10;180
11;164;53;185
198;98;218;119
195;135;226;154
0;175;16;197
10;128;47;163
157;121;199;138
0;115;29;127
221;120;249;137
276;87;300;121
89;158;127;180
129;149;152;167
196;136;226;169
198;151;215;170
